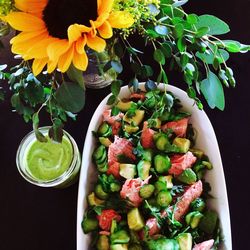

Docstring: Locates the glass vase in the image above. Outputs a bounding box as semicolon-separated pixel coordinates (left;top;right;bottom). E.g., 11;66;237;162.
83;49;117;89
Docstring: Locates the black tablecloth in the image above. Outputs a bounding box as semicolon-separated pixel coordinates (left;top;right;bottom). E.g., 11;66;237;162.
1;1;250;249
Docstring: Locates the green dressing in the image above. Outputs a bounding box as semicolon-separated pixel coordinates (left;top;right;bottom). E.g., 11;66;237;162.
25;137;73;181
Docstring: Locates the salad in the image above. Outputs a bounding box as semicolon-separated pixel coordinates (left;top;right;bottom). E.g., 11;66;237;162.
82;85;221;250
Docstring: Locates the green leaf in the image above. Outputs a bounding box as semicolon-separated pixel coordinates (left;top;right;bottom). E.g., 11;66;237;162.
55;81;85;113
174;23;184;38
146;29;160;38
177;38;186;52
24;82;45;106
187;14;198;25
196;49;229;64
196;27;210;38
161;43;172;58
153;49;165;65
111;60;123;73
222;40;242;53
200;71;225;110
48;119;64;143
107;94;117;105
196;15;230;35
66;64;85;89
111;80;121;97
155;25;169;36
162;70;168;84
141;65;154;78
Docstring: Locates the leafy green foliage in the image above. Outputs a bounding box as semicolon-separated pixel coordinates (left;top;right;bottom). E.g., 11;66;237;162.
195;15;230;35
55;81;85;113
200;71;225;110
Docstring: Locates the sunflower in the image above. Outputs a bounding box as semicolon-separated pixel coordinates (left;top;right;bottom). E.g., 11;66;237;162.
5;0;134;76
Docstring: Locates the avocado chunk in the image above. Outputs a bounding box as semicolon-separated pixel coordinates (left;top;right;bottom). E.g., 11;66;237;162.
185;211;203;229
119;164;136;179
88;192;105;206
176;233;192;250
127;208;145;231
97;235;110;250
177;168;197;184
189;148;204;158
116;100;136;111
124;125;139;134
111;230;130;244
123;110;145;126
173;138;191;153
137;160;151;180
110;244;128;250
99;137;112;147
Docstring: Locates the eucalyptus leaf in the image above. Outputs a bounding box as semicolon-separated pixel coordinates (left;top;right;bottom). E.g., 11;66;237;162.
196;15;230;35
196;49;229;64
66;64;85;89
111;80;121;97
200;71;225;110
154;49;166;65
49;119;64;143
145;80;157;91
222;40;242;53
107;94;117;105
0;64;7;71
172;0;189;7
111;60;123;73
155;25;169;36
55;81;85;113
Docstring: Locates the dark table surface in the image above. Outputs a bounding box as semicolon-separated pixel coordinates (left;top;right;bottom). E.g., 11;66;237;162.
1;1;250;249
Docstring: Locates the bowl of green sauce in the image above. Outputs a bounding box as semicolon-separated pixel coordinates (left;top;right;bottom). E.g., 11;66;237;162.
16;127;81;188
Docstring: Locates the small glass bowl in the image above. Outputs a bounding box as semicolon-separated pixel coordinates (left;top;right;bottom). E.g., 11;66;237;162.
16;127;81;188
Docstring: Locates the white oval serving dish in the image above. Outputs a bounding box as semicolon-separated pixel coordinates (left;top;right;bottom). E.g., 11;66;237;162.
77;83;232;250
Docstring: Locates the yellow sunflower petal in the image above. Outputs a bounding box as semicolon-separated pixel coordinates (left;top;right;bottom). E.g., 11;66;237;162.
32;58;48;76
86;35;106;53
5;12;45;32
90;20;97;37
58;45;75;73
76;36;87;54
98;21;113;39
10;30;47;45
47;39;70;61
11;33;48;56
73;50;88;71
108;11;134;29
97;0;102;10
26;37;57;59
47;60;58;74
98;0;114;15
92;12;109;28
15;0;47;17
68;24;83;44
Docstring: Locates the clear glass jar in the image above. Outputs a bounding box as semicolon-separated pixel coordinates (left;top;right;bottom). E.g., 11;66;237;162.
83;49;117;89
16;127;81;188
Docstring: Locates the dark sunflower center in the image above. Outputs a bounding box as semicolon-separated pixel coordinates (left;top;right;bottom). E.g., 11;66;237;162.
43;0;97;39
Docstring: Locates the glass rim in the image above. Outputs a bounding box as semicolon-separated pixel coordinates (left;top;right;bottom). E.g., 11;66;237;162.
16;126;80;187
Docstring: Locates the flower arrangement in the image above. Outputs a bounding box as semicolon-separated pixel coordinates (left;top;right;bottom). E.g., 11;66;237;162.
0;0;249;142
